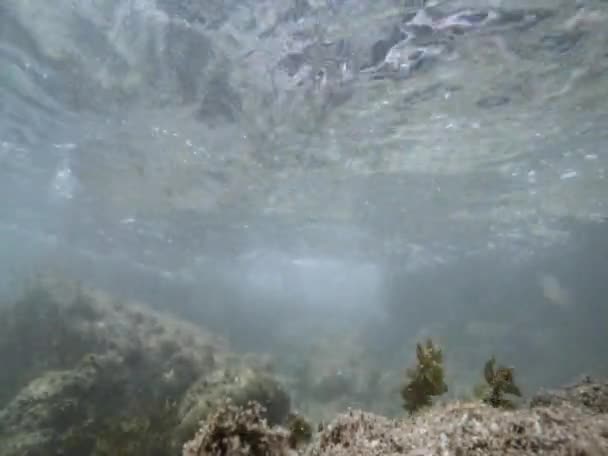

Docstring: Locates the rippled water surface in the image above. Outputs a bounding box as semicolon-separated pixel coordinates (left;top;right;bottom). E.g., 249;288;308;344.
1;0;607;272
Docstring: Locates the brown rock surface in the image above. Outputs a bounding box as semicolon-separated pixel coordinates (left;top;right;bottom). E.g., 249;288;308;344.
530;376;608;415
306;400;608;456
182;401;293;456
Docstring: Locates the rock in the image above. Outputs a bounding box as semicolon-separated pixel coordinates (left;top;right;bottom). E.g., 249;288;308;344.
177;365;291;442
306;401;608;455
0;284;95;406
530;376;608;414
0;278;283;455
0;278;223;406
0;279;290;456
182;401;292;456
0;356;125;456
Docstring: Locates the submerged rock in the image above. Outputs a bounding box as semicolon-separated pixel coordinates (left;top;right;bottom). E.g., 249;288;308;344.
182;400;292;456
0;278;291;456
307;401;608;456
0;278;223;407
0;357;125;455
180;376;608;456
4;277;608;455
177;365;291;442
530;375;608;414
302;377;608;455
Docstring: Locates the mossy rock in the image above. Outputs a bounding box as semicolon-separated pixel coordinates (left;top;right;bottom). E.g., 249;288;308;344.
177;366;291;441
1;278;222;406
0;286;93;405
0;352;187;456
0;357;125;456
182;400;291;456
531;376;608;414
0;278;286;454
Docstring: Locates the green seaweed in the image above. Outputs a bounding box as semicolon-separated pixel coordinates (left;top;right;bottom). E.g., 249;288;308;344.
286;412;313;449
61;399;181;456
481;356;522;409
400;339;448;414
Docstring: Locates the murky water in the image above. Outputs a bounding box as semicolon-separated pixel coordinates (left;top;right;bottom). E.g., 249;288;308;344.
1;0;607;270
1;3;608;451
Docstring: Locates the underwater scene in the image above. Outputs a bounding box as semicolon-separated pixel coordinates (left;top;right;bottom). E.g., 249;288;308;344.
1;0;608;454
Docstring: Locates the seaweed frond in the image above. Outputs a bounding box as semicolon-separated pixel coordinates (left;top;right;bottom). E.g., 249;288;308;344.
400;339;448;415
481;356;522;409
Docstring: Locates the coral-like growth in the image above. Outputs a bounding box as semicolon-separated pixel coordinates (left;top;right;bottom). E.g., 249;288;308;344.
55;399;181;456
176;366;291;443
481;356;522;409
182;400;290;456
85;400;181;456
531;375;608;414
286;412;313;449
0;277;267;456
400;339;448;414
308;401;608;456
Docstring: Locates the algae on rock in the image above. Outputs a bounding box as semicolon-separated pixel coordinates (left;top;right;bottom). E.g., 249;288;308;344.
0;357;124;456
530;375;608;414
0;277;291;456
176;365;291;443
286;412;313;449
182;400;291;456
307;397;608;456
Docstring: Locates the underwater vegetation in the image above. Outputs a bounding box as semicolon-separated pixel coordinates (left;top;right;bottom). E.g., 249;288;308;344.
400;341;524;414
62;400;181;456
182;400;291;456
0;277;292;456
176;365;291;444
181;401;314;455
2;277;608;454
310;381;608;455
400;339;448;414
530;375;608;414
479;356;523;409
286;412;313;449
